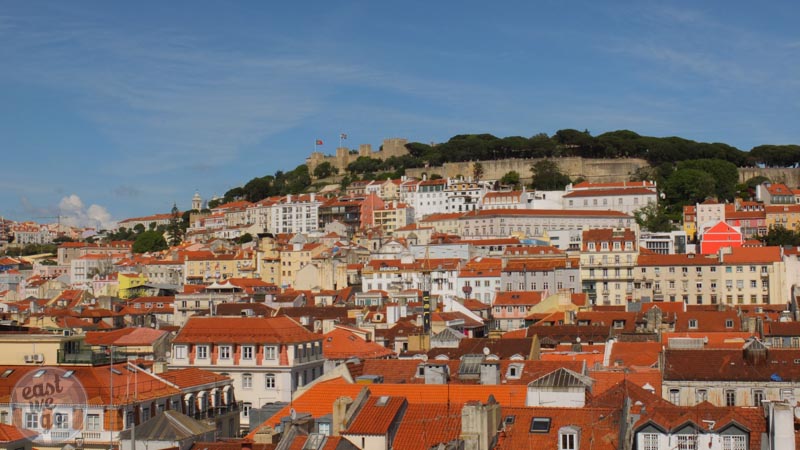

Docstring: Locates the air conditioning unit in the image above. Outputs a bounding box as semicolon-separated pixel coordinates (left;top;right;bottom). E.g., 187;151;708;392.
23;354;34;363
33;354;44;363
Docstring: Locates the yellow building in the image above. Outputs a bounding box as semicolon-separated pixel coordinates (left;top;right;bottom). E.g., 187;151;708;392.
373;202;413;234
117;272;148;298
0;332;85;366
766;204;800;231
257;236;282;285
278;242;327;289
183;250;257;284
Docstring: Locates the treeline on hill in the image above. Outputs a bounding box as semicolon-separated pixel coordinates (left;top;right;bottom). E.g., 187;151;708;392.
403;130;800;167
215;129;800;208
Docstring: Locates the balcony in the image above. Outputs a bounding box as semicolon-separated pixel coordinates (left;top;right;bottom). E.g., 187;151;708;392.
57;349;127;365
189;401;242;420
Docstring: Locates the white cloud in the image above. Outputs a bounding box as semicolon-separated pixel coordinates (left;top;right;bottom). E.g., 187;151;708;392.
58;194;116;230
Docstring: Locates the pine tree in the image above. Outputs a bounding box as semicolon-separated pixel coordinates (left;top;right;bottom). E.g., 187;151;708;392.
166;203;184;247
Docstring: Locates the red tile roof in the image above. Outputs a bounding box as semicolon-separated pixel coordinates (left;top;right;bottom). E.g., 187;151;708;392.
160;368;231;388
663;347;800;381
345;395;406;435
173;316;318;344
322;328;395;360
563;187;656;197
493;291;543;306
84;328;168;346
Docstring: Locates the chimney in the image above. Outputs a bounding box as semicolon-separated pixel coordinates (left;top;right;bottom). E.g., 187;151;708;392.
460;397;502;450
424;362;449;385
479;362;500;385
767;401;796;450
331;396;353;436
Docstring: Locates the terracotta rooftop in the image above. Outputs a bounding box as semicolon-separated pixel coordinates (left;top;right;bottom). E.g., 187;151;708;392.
173;316;318;345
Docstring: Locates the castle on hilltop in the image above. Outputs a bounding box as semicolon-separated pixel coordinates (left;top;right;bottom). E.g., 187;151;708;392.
306;138;409;176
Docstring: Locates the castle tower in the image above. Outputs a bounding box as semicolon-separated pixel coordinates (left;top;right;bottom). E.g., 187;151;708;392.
192;191;202;211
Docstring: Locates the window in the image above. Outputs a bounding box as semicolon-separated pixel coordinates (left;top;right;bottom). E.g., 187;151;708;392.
725;389;736;406
559;431;577;450
722;435;747;450
695;389;707;403
530;417;551;433
642;434;659;450
242;346;254;360
243;373;253;389
197;345;208;359
219;345;231;359
318;422;331;436
54;413;69;429
0;411;7;424
752;389;764;406
174;345;187;359
25;413;38;429
677;435;697;450
669;389;680;404
243;402;252;418
87;414;101;431
688;319;698;329
726;319;734;328
265;373;276;389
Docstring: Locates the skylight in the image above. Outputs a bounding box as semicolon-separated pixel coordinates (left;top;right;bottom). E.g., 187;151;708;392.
33;369;46;378
530;417;551;433
0;369;13;378
110;368;122;375
61;370;74;378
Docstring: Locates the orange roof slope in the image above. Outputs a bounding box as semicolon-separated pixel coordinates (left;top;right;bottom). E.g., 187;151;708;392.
173;316;317;344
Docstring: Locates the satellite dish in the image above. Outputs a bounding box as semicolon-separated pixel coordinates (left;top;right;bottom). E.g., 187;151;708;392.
483;347;490;356
290;408;297;420
576;337;581;343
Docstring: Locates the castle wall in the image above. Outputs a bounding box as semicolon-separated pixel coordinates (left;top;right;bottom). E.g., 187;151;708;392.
738;167;800;187
406;157;651;183
306;138;409;176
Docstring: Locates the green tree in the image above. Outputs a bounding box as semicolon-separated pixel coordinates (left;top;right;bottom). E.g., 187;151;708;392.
763;226;800;246
500;171;521;187
663;168;717;210
472;162;484;181
313;161;337;179
166;203;184;247
677;159;739;201
633;203;675;232
237;233;253;244
133;223;145;234
530;160;571;190
132;230;168;254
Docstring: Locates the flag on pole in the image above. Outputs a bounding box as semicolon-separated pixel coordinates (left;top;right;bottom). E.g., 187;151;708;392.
315;139;323;146
340;133;347;140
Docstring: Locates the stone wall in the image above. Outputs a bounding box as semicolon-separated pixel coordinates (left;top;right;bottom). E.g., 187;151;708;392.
306;138;409;176
406;157;651;183
738;167;800;187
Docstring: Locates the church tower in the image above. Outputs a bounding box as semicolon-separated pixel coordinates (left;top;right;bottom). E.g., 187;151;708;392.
192;191;202;211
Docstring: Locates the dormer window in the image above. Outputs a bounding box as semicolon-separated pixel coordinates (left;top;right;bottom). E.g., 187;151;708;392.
559;427;579;450
688;319;698;329
612;320;625;329
588;242;595;251
507;364;523;379
601;242;609;251
725;319;734;328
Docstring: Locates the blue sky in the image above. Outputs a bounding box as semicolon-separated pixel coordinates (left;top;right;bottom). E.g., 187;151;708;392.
1;1;798;228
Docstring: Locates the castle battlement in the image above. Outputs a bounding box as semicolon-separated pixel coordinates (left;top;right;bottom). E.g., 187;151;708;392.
306;138;409;177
